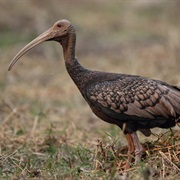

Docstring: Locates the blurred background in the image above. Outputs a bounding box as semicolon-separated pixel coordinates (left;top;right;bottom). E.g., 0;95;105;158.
1;0;180;127
0;0;180;178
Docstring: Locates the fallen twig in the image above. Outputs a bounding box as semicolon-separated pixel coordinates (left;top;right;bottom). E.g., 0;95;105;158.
159;151;180;173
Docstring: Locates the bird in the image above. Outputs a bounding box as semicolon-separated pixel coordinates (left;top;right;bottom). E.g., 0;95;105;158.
8;19;180;168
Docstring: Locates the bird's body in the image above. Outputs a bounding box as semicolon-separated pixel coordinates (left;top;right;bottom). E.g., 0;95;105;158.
8;19;180;168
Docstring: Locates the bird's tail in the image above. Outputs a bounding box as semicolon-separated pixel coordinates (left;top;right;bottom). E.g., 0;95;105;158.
157;83;179;117
168;85;180;121
172;85;180;91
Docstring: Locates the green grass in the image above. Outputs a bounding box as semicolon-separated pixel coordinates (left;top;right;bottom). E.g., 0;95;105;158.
0;1;180;179
0;129;179;179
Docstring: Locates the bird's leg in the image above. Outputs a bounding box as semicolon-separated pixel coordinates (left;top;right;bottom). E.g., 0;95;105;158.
125;133;135;169
131;132;143;164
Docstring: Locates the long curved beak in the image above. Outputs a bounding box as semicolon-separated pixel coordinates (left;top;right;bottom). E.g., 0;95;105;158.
8;28;54;71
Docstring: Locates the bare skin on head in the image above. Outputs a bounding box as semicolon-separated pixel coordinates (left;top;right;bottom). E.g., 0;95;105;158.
8;19;180;169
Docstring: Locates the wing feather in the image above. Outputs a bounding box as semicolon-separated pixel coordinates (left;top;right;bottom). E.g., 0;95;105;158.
86;75;180;122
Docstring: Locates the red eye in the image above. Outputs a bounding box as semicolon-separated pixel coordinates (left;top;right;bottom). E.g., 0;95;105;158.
57;23;62;28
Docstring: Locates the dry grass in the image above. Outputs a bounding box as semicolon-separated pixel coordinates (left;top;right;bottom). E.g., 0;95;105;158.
0;1;180;179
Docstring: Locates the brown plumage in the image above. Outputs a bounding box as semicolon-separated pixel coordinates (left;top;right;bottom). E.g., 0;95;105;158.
8;19;180;168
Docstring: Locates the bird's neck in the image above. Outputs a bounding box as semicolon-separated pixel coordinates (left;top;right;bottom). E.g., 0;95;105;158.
61;31;76;64
61;31;92;92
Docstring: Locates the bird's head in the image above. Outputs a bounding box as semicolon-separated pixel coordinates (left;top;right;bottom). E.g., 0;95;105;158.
8;19;73;71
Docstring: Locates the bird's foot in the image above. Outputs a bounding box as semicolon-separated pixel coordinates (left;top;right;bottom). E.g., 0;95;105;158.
125;132;144;170
134;147;143;165
131;132;144;165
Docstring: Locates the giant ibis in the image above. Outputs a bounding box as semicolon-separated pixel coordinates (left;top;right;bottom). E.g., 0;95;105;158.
8;19;180;168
